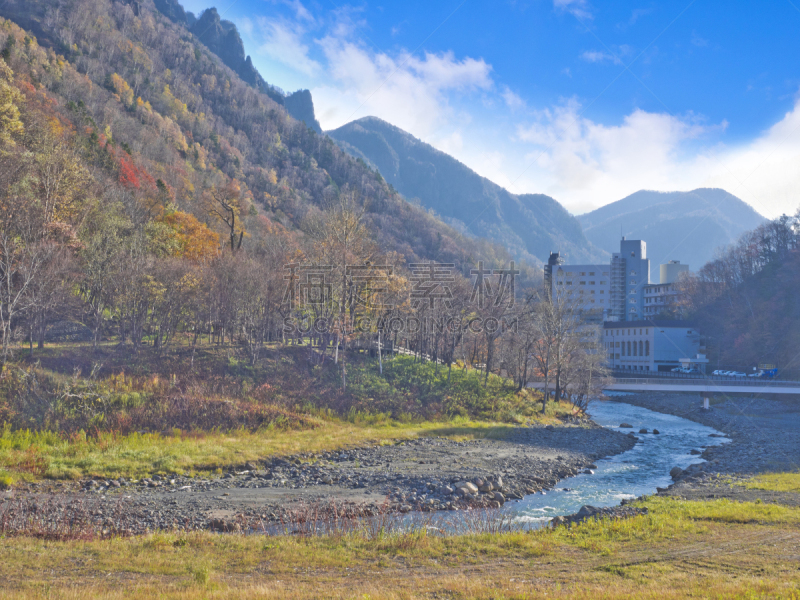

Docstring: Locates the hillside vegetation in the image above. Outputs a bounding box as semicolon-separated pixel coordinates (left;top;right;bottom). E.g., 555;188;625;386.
680;212;800;371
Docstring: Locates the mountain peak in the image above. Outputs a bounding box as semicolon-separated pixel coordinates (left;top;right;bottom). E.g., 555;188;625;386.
328;118;601;264
578;188;766;269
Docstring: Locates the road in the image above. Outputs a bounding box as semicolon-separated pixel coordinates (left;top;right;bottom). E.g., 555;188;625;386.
528;378;800;395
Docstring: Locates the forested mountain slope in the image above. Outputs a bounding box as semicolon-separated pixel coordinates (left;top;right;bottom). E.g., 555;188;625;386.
328;116;602;265
0;0;543;362
578;188;766;271
150;0;322;132
0;0;521;273
681;214;800;371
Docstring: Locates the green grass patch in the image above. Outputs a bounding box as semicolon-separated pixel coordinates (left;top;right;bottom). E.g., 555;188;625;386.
0;417;517;481
739;472;800;493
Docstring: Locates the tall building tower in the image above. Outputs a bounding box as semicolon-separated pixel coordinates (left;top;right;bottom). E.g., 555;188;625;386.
543;252;564;295
610;238;650;321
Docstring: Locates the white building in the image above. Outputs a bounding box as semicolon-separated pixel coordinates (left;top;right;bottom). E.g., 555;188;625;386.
603;321;701;372
551;264;611;322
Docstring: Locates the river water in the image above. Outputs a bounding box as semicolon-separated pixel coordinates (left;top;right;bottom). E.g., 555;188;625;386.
509;398;730;527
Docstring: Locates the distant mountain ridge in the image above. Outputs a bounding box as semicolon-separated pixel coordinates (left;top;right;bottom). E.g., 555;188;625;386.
152;0;322;133
328;116;602;264
577;188;766;277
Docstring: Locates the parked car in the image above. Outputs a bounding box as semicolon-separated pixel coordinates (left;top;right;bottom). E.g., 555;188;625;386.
730;371;746;378
712;370;726;376
748;370;763;378
671;367;683;373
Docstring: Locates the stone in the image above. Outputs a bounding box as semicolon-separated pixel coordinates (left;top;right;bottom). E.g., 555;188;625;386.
209;518;241;532
491;491;505;504
576;505;599;518
551;516;568;527
478;482;494;493
583;469;594;475
399;505;412;513
652;429;660;434
458;482;479;494
620;423;633;428
670;466;683;480
545;425;555;431
690;449;702;455
639;428;648;434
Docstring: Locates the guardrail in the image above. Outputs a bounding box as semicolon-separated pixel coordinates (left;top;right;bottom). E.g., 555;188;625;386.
604;377;800;388
610;375;800;387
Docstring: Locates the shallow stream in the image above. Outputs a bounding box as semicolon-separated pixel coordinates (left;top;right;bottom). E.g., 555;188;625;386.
510;399;730;527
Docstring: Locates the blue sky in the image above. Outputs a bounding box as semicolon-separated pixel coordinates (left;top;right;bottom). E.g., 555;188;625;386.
180;0;800;218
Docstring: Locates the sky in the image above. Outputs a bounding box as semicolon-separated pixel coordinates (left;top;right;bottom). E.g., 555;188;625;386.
179;0;800;218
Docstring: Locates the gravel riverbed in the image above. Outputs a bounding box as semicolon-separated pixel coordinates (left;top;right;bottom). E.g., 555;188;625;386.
0;418;635;534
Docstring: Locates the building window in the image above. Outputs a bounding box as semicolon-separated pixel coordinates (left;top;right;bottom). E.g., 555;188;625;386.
589;272;595;276
580;272;586;276
639;340;643;356
633;342;637;356
627;341;631;355
645;341;650;356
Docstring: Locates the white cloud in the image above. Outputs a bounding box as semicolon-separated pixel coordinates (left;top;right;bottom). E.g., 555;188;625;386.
580;50;622;65
501;86;525;110
313;37;493;138
238;16;253;36
256;18;321;77
459;97;800;219
553;0;593;20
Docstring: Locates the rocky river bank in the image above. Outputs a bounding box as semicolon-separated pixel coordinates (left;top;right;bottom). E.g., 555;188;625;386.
0;418;636;534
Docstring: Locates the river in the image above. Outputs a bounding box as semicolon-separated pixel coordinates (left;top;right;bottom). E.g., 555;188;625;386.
510;398;730;527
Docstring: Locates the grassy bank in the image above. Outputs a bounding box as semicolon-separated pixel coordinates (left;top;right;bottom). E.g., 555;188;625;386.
740;472;800;493
0;418;526;483
0;344;573;483
0;497;798;598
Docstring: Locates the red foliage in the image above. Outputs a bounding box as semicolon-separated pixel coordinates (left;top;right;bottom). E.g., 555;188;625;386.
118;153;140;188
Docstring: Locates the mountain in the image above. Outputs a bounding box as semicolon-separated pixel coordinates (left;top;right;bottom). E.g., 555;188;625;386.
0;0;528;279
327;117;602;265
151;0;322;133
577;189;766;277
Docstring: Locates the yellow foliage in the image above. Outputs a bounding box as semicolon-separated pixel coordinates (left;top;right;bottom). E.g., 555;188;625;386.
0;59;24;146
192;142;207;170
109;73;134;108
159;211;220;260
